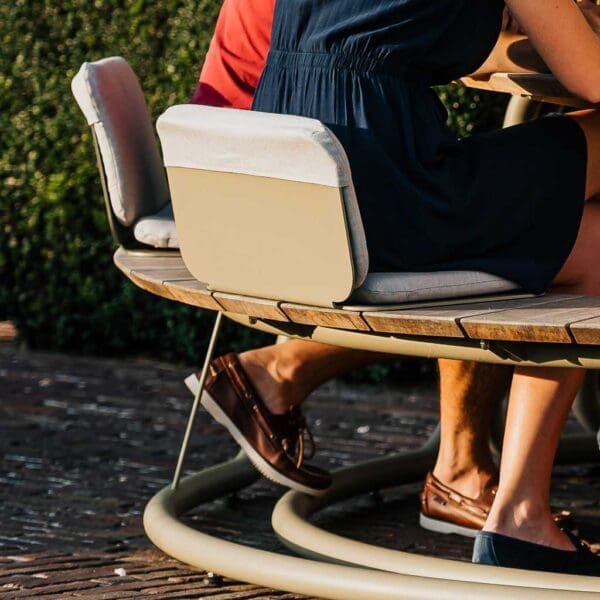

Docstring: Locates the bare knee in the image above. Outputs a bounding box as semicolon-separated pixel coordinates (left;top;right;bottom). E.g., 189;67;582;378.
552;200;600;295
567;109;600;199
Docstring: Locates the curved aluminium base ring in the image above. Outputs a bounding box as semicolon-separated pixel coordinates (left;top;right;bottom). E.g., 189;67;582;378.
144;446;600;599
574;372;600;433
272;436;600;597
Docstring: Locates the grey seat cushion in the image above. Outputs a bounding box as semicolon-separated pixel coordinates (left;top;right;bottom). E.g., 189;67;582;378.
349;271;521;305
133;203;179;249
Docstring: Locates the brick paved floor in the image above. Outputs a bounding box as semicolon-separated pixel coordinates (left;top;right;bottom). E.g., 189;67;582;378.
0;341;598;598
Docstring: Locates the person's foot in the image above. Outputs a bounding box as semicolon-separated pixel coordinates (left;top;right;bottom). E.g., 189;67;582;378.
185;353;331;496
420;471;497;537
419;472;574;538
473;530;600;576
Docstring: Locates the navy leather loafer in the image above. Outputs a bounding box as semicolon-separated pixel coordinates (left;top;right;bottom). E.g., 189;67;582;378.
473;531;600;576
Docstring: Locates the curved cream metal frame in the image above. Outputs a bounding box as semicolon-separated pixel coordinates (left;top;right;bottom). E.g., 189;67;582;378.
144;446;600;600
143;309;600;599
271;443;600;597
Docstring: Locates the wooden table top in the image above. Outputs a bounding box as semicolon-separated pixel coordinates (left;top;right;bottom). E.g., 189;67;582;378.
459;72;596;108
115;249;600;346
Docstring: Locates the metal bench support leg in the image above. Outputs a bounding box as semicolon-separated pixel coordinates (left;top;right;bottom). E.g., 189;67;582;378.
172;311;224;490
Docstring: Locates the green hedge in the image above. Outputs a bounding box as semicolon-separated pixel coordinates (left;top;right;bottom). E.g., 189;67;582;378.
0;1;507;364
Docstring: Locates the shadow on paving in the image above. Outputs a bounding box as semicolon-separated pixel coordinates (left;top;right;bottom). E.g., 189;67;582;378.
0;342;598;598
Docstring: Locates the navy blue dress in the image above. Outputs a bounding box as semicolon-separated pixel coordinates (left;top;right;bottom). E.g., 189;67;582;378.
252;0;587;293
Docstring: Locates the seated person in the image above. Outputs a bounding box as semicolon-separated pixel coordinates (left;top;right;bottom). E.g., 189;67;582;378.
190;2;595;574
248;0;600;575
191;0;516;536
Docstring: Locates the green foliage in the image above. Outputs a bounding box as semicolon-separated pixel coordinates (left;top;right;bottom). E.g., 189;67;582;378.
437;85;508;138
0;1;506;364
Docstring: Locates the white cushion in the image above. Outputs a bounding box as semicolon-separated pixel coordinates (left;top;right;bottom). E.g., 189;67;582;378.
350;271;521;305
157;104;369;289
133;204;178;249
71;57;170;226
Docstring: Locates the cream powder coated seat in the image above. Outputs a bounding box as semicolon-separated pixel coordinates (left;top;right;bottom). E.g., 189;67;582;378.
157;104;521;308
71;57;521;308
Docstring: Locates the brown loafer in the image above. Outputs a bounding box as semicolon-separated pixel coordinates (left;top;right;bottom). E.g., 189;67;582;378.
420;472;574;538
186;353;331;496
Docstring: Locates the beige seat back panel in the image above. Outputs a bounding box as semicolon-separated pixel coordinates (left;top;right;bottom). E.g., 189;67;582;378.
168;167;355;307
157;104;369;289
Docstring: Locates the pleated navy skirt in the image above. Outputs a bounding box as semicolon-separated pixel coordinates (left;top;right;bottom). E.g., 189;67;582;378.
253;0;587;293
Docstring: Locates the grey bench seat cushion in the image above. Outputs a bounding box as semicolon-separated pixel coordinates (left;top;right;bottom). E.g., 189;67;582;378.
133;203;179;249
349;271;520;305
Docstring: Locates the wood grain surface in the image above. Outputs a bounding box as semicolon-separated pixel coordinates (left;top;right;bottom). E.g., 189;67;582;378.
459;73;593;108
114;249;600;345
280;303;371;331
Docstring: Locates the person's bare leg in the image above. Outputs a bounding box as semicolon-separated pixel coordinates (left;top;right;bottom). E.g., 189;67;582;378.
485;366;584;551
238;339;389;414
568;109;600;202
239;342;505;497
434;360;511;499
483;109;600;552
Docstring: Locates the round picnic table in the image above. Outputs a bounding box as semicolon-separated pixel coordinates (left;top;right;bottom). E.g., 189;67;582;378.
113;73;600;599
115;248;600;369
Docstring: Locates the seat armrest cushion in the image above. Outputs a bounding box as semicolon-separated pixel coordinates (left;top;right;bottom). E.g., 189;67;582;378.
157;104;369;289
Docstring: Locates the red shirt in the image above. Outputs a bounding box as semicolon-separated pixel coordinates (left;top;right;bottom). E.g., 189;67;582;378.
191;0;275;109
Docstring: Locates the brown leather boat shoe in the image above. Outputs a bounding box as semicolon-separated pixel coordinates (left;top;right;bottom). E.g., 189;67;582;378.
420;471;574;538
186;353;332;496
420;471;494;538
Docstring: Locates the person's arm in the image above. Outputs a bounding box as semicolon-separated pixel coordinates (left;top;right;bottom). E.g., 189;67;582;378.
505;0;600;103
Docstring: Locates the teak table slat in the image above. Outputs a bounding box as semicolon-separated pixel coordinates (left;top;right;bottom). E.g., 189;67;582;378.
566;316;600;345
280;302;371;331
213;291;290;322
461;296;600;344
114;249;600;346
458;73;596;108
164;279;223;311
362;295;568;339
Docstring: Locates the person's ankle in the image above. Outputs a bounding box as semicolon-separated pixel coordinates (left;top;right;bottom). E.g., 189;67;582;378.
484;499;575;551
238;349;306;414
432;463;497;500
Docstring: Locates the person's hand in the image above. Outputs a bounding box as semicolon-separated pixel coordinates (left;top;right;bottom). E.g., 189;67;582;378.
578;0;600;35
